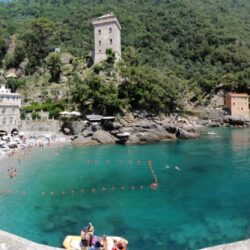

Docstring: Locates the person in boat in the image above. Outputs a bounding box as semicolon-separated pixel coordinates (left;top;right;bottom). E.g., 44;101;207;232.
86;222;94;236
112;240;118;250
81;223;94;249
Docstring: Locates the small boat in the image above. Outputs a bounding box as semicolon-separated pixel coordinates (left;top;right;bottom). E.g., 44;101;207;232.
207;131;217;135
63;235;128;250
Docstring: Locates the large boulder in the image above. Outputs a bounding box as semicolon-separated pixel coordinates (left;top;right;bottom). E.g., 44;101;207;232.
92;130;116;144
137;131;161;142
176;129;200;139
72;137;99;146
71;121;86;135
127;134;141;144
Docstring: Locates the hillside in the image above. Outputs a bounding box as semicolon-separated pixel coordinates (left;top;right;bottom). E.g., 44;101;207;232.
0;0;250;117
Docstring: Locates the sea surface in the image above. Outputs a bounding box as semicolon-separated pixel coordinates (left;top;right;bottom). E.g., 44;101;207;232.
0;128;250;249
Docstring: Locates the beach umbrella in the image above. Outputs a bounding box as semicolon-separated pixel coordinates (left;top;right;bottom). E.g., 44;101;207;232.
60;111;71;115
70;111;81;116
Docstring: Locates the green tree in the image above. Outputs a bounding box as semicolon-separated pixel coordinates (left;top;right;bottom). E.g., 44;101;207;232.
22;17;57;72
6;77;26;92
0;35;7;64
46;52;62;82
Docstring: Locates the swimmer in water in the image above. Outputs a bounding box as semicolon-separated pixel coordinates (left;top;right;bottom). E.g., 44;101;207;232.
175;166;181;171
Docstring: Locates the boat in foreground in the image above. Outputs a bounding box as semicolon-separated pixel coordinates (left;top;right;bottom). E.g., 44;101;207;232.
63;235;128;250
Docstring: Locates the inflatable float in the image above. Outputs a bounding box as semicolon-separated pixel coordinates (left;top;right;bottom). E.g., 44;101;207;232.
63;235;128;250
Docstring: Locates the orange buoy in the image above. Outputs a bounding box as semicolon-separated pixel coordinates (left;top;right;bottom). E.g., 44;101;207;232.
150;182;158;190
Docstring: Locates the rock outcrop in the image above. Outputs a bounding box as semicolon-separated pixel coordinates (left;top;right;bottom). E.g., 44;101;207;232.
176;129;200;139
92;130;116;144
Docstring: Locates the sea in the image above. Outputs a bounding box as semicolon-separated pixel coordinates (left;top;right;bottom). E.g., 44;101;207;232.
0;128;250;250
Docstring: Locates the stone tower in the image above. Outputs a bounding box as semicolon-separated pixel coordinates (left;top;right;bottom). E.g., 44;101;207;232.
92;13;121;64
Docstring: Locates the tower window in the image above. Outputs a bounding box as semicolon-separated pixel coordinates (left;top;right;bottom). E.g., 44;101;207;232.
109;27;112;33
98;29;101;35
110;39;113;45
99;41;101;46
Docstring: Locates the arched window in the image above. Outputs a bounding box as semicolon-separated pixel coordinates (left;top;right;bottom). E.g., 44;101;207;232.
2;118;7;125
9;117;13;124
109;27;112;33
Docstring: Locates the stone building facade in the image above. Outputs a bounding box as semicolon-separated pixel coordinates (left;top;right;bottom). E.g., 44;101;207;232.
0;84;22;135
92;13;121;64
225;93;249;119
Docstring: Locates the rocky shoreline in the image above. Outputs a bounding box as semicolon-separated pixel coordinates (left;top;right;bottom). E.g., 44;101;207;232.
67;113;250;146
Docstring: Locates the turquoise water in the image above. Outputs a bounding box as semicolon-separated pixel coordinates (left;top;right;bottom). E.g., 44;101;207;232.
0;128;250;249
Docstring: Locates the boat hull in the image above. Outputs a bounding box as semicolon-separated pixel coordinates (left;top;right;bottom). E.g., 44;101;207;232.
63;235;128;250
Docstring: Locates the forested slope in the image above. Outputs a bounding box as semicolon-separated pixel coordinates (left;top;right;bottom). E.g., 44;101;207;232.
0;0;250;115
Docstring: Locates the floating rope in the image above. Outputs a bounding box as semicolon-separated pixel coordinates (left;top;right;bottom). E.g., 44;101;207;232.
1;160;158;197
148;160;159;190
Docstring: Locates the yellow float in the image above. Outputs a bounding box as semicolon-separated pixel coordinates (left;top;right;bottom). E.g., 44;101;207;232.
63;235;128;250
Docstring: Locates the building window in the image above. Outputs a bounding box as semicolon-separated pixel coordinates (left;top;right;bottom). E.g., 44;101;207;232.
9;117;13;124
110;39;113;45
2;118;6;125
233;102;235;106
98;29;101;35
11;108;15;114
99;41;101;46
109;27;112;33
99;49;102;53
2;108;6;114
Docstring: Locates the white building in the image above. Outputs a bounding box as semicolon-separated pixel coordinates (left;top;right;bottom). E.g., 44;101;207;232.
92;12;121;64
0;84;21;135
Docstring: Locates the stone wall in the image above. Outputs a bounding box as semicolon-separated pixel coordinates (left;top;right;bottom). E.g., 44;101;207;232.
20;120;60;134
